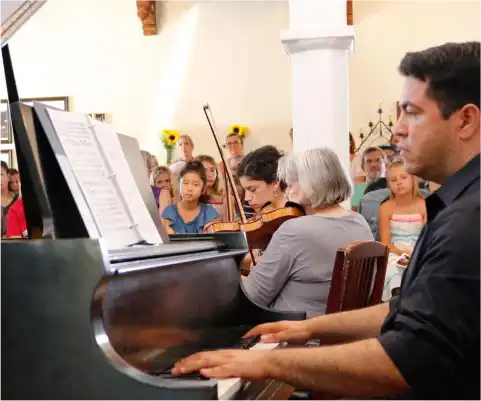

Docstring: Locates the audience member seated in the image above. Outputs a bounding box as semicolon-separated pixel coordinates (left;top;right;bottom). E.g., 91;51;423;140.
8;168;20;196
150;165;177;216
1;161;19;236
140;150;158;178
219;132;245;176
161;161;219;234
349;133;365;184
5;198;27;238
170;135;195;176
241;148;373;317
379;161;426;300
362;146;388;195
358;187;390;240
195;155;226;219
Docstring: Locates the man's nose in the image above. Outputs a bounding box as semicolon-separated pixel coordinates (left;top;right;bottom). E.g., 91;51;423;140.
393;115;407;139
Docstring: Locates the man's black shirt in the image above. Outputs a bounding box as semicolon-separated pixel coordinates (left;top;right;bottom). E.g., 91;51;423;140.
378;154;480;400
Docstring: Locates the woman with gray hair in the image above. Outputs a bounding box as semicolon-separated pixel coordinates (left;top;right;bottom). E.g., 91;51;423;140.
242;148;373;317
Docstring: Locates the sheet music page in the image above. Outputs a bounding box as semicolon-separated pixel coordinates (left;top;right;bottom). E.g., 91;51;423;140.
46;108;140;250
90;119;163;245
0;0;47;48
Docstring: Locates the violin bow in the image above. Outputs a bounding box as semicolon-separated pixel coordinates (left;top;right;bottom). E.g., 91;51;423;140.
203;104;247;223
203;104;257;271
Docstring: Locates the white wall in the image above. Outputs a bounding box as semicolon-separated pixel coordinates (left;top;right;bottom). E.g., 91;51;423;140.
1;0;480;164
1;0;293;164
349;0;480;149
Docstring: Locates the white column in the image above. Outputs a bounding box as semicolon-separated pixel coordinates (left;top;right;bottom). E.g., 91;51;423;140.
281;0;354;172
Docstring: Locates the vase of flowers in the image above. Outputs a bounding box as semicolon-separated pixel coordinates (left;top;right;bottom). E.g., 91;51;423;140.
161;129;179;165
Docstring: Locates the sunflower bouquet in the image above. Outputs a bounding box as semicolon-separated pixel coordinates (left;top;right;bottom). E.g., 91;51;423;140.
161;129;180;164
229;124;249;138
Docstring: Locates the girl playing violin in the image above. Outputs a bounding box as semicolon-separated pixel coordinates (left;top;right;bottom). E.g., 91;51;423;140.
161;161;220;234
236;145;288;219
234;146;291;269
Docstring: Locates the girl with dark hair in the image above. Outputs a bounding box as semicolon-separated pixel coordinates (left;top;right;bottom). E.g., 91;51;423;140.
161;161;219;234
1;161;18;236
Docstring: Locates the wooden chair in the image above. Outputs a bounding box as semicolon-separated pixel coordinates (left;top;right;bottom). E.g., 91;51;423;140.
299;241;390;400
326;240;389;314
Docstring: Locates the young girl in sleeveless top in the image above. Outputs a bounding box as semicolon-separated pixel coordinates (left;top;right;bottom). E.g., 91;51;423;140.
161;161;219;234
379;160;426;301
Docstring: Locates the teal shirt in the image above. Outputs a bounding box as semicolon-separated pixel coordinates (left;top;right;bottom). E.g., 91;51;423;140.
162;203;219;234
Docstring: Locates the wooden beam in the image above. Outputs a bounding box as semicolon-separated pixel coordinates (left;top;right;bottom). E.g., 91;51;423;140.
136;1;157;36
347;0;353;25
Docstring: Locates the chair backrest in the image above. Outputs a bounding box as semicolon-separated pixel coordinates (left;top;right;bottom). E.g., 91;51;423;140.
326;240;389;314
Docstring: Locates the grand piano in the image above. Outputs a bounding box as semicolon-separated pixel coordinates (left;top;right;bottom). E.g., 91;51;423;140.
1;4;305;399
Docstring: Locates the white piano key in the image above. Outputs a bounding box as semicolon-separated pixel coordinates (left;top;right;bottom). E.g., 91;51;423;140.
217;342;279;400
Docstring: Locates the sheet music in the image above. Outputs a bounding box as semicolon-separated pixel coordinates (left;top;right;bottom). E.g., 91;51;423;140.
91;119;163;245
0;0;47;48
46;109;140;250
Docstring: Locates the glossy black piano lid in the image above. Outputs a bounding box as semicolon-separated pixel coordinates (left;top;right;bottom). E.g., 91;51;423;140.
100;237;305;377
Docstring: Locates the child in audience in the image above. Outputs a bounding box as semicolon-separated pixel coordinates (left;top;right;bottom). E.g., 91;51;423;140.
195;155;226;218
150;166;177;216
6;198;27;238
161;161;219;234
379;160;426;300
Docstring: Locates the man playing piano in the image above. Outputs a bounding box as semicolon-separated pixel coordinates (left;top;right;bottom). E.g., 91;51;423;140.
172;42;480;400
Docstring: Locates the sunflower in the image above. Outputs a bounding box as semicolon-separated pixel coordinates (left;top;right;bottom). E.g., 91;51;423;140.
166;130;179;145
161;129;180;148
229;124;240;135
229;124;249;138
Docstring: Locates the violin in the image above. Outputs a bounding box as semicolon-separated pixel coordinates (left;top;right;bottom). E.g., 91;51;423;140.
203;201;305;250
201;104;304;259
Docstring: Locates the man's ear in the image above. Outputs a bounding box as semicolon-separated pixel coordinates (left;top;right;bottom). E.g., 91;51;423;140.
457;104;480;141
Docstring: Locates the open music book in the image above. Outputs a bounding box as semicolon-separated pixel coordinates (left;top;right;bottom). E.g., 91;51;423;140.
45;108;163;250
0;0;47;48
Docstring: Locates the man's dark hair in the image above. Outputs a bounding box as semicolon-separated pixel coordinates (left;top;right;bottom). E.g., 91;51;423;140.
1;161;8;172
399;41;480;119
236;145;286;190
363;146;385;158
8;168;18;175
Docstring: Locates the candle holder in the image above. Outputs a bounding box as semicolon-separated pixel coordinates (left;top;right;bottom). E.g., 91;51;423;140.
356;107;394;153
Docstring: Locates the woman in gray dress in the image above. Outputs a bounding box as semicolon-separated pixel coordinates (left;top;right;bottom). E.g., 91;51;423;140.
242;148;373;318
